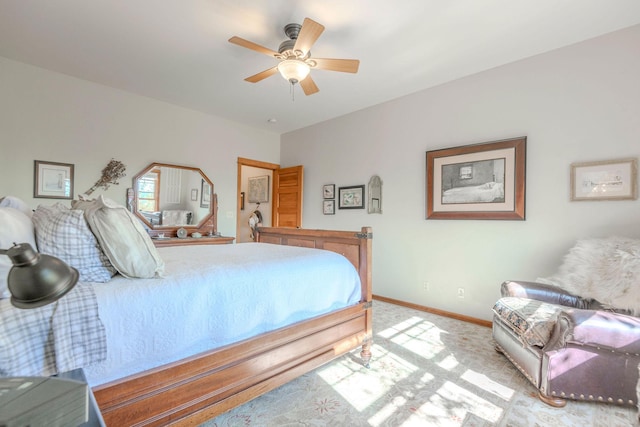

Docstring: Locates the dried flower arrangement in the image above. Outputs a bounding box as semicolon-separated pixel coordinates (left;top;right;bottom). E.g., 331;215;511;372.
81;159;127;198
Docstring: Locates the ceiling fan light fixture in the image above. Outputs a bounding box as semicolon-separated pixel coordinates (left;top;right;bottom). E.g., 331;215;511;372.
277;59;310;84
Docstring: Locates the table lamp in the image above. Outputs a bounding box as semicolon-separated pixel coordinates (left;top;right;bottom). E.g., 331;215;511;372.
0;242;79;309
0;243;89;426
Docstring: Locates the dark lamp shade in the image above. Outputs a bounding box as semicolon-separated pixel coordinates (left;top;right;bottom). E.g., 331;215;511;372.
4;243;79;309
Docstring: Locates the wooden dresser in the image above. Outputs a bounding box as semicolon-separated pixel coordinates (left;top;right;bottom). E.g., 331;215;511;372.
152;236;234;247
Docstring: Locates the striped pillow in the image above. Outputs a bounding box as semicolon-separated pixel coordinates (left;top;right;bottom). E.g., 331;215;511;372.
32;204;116;282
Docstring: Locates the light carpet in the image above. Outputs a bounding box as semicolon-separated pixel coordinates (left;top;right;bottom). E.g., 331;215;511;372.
201;300;637;426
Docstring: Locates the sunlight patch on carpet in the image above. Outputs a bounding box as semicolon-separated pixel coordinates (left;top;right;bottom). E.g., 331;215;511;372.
378;316;448;360
367;395;407;426
461;369;514;401
401;380;503;426
437;354;459;371
318;343;419;412
377;316;424;338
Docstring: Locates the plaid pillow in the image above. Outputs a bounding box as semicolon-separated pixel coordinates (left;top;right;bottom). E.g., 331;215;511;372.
32;204;116;282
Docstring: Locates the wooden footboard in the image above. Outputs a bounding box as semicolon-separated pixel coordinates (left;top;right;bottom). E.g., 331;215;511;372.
93;226;372;426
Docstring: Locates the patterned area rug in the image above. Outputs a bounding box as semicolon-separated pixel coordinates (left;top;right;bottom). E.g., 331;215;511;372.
201;300;637;426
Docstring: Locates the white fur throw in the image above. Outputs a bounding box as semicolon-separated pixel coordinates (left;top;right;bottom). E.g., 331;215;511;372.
539;237;640;315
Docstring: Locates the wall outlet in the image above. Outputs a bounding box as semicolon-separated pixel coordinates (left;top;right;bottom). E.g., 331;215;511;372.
457;288;465;298
423;281;429;291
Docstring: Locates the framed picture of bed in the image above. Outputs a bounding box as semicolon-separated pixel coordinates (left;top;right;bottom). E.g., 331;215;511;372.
426;137;526;220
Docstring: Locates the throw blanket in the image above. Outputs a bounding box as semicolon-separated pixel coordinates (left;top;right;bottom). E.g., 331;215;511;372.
538;236;640;315
0;283;106;376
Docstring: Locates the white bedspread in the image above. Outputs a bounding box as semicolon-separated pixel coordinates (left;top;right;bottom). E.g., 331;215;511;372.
83;243;361;386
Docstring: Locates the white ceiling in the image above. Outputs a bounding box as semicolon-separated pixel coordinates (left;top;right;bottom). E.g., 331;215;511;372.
1;1;640;134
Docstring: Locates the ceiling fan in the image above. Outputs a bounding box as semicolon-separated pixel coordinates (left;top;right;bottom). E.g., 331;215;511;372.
229;18;359;96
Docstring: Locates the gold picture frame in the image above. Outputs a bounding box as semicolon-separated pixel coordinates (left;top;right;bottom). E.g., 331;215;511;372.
570;158;638;201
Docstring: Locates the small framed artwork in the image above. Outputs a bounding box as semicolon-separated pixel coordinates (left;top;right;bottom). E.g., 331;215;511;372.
426;136;526;220
34;160;74;199
248;175;270;203
338;185;365;209
200;179;211;208
323;199;335;215
191;188;198;201
240;192;245;210
570;157;637;201
323;184;335;199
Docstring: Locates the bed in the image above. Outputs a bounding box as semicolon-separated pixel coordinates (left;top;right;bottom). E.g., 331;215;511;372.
0;198;372;426
442;181;504;204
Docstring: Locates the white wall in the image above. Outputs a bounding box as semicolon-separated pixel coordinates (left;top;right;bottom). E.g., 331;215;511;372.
281;25;640;320
0;57;280;237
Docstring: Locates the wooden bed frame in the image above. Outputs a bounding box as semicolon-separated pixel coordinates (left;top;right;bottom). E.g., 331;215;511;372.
92;226;373;426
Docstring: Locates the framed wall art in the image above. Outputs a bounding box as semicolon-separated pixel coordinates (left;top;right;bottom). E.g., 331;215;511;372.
248;175;269;203
34;160;74;199
323;199;335;215
426;137;526;220
368;175;382;214
200;179;211;208
323;184;335;199
570;157;637;201
338;185;365;209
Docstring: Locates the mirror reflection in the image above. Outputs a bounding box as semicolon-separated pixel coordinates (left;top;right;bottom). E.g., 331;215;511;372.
133;163;213;230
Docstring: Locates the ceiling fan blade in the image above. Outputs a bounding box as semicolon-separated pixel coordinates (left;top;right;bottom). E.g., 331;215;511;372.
312;58;360;73
293;18;324;56
229;36;279;58
300;75;319;96
245;66;279;83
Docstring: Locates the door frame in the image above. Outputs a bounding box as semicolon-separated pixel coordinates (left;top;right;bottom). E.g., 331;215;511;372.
236;157;279;239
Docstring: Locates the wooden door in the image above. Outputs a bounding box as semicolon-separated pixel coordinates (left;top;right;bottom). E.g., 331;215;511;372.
272;166;303;228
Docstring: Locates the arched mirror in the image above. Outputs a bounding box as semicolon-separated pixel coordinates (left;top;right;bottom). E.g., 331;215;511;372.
132;162;215;237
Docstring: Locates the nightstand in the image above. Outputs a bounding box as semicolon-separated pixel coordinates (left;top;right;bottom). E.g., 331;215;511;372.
55;369;106;427
0;369;104;427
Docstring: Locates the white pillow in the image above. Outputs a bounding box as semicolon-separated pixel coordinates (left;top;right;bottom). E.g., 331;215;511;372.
0;196;33;217
32;204;117;282
72;195;164;278
0;207;38;298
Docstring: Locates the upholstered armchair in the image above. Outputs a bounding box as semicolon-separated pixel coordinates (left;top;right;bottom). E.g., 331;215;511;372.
492;237;640;408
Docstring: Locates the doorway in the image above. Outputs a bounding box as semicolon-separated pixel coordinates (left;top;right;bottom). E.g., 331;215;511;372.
237;158;278;243
236;157;304;241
